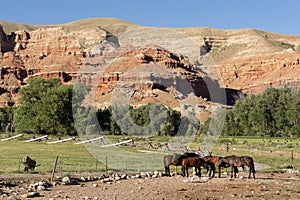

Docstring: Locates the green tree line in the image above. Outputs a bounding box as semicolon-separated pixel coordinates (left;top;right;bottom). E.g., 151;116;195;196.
223;87;300;137
1;78;298;138
0;78;198;136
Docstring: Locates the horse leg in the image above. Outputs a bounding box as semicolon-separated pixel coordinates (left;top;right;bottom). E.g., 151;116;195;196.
165;166;169;176
208;165;212;177
234;166;238;178
186;167;189;177
249;166;255;179
248;166;251;179
231;165;234;178
197;166;201;177
218;166;221;178
211;165;216;177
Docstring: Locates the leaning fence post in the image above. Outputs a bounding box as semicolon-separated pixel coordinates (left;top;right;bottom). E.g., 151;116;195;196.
18;156;21;172
96;156;98;171
51;156;59;181
226;142;229;152
291;150;294;161
105;155;108;176
60;159;63;178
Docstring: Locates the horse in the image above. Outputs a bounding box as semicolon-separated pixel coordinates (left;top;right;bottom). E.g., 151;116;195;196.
218;155;255;179
163;154;183;176
203;155;239;178
163;152;210;176
21;156;39;171
181;157;215;177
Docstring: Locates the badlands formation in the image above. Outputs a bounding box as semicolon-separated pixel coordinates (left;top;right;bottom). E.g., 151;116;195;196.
0;18;299;109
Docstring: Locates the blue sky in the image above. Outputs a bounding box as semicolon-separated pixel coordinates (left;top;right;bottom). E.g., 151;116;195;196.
0;0;299;36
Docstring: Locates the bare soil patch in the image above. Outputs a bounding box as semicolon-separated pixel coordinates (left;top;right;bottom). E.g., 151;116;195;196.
1;171;300;200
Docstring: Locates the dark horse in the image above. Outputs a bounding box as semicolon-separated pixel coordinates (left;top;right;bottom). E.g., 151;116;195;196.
203;155;238;178
181;157;215;177
164;153;215;177
163;154;183;176
163;152;200;176
218;155;255;179
21;156;39;171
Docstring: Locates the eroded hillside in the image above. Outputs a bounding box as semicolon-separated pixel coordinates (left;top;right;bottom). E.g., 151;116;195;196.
0;18;299;109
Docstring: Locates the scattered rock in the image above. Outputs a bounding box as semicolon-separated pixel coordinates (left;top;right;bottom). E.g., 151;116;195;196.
62;177;71;184
135;174;141;178
62;176;78;185
23;191;40;198
201;177;211;182
37;185;45;191
140;172;146;178
190;176;200;183
121;174;127;179
7;196;20;200
244;194;253;198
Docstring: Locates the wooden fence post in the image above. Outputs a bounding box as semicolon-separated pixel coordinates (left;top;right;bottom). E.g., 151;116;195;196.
96;156;98;171
226;142;229;152
18;156;21;172
51;156;59;181
60;159;63;178
105;155;108;176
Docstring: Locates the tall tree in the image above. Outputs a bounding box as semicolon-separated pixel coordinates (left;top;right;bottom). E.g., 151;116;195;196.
223;87;300;137
14;78;77;135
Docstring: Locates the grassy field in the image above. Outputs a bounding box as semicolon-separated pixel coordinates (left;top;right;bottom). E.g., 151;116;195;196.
0;134;299;176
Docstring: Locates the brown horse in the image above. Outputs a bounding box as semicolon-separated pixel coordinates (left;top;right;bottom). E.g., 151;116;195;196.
203;155;239;178
163;154;183;176
218;155;255;179
163;152;213;176
181;157;215;177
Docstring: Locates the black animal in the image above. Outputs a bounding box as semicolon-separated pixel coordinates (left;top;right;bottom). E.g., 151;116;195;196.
21;156;39;171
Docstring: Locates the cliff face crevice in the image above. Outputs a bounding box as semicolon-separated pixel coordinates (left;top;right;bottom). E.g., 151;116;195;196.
0;25;15;53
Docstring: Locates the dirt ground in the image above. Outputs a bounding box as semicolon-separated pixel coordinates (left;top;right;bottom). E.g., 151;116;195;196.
1;171;300;200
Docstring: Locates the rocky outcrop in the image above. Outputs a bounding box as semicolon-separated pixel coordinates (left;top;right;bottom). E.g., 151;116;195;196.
219;52;300;94
0;26;88;105
0;18;299;107
0;25;14;53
